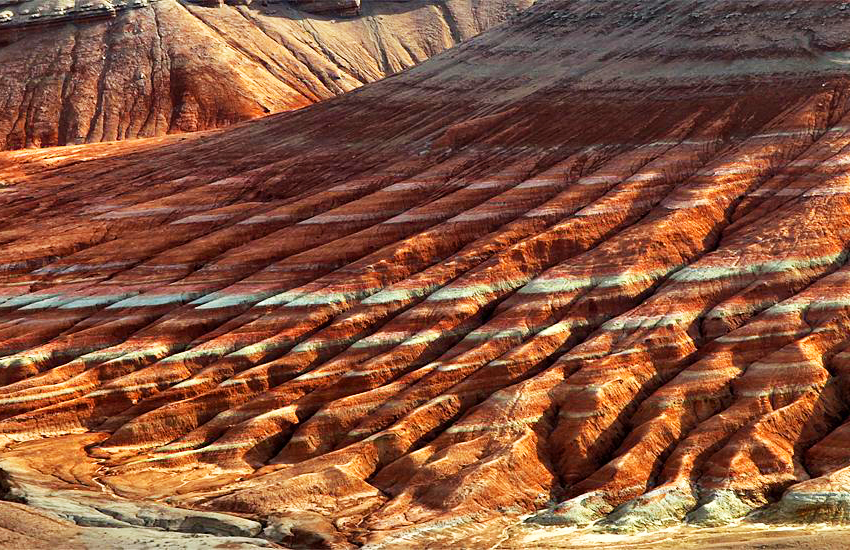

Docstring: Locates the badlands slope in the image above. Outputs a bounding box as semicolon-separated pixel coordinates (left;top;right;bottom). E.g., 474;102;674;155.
0;0;529;150
5;0;850;548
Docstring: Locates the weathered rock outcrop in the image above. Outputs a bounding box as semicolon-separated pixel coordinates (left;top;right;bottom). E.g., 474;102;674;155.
5;0;850;548
0;0;529;150
0;501;276;550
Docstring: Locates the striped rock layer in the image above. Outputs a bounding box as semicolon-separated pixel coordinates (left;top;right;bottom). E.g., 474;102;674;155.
0;0;529;151
5;0;850;547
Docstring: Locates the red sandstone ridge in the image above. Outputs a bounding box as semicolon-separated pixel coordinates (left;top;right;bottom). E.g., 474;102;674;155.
6;0;850;548
0;0;529;150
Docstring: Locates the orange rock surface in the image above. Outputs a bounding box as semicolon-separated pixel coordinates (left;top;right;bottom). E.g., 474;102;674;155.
4;0;850;548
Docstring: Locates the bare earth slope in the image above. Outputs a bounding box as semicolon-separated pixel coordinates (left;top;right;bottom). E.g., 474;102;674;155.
6;0;850;548
0;0;529;150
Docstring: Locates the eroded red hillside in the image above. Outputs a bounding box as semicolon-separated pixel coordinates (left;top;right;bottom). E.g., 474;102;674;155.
3;1;850;548
0;0;529;150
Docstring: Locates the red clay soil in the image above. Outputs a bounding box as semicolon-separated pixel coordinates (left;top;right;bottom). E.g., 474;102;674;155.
3;1;850;548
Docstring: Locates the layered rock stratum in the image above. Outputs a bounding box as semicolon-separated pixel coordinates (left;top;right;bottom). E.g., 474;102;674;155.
5;0;850;548
0;0;529;150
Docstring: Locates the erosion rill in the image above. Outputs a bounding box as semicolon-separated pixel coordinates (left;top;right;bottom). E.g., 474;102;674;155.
4;0;850;548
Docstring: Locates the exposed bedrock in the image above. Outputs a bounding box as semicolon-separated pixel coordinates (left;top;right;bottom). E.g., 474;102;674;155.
6;0;850;548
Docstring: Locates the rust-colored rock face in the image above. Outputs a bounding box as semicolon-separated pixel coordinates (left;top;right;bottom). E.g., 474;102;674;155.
0;0;529;151
6;0;850;548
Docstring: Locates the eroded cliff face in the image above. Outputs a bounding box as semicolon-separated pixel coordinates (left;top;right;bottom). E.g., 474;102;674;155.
0;0;529;150
4;0;850;548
